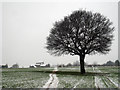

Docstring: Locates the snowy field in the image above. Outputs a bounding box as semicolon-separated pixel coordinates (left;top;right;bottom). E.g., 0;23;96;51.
2;66;119;88
57;66;118;88
2;68;53;88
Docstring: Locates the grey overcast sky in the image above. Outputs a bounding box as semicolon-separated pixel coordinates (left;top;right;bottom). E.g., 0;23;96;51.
2;1;118;67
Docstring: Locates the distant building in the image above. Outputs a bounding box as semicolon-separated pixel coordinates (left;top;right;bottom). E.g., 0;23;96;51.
35;61;44;67
35;61;50;68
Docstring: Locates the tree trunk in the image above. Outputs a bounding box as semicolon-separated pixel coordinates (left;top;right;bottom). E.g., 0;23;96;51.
79;54;85;74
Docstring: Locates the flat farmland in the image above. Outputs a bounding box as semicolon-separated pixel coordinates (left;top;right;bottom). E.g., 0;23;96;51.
2;66;119;89
57;66;119;88
2;68;54;88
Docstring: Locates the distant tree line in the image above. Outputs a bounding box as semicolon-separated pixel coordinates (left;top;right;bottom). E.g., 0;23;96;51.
57;60;119;67
57;61;87;67
0;63;19;68
11;63;19;68
0;60;119;68
0;63;51;68
102;60;119;66
0;64;8;68
88;60;119;67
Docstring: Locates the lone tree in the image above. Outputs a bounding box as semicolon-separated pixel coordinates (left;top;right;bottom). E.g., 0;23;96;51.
46;10;114;74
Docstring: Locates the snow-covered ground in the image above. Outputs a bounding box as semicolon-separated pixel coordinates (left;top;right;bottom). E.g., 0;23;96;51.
108;77;118;87
42;67;59;88
2;66;118;88
92;66;106;88
95;75;106;88
73;77;85;88
93;66;118;88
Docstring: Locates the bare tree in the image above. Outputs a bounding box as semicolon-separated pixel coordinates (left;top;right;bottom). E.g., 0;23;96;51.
12;63;19;68
46;10;114;74
115;60;119;66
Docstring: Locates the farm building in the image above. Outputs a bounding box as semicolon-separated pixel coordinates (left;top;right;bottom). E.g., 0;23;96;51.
35;61;49;68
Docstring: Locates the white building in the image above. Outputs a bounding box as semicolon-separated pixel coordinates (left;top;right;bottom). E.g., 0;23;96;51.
35;61;48;68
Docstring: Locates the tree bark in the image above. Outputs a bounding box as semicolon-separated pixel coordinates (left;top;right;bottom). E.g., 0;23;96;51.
79;54;85;74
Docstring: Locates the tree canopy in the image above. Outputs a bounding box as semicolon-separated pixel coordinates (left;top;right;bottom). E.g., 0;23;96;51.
46;10;114;56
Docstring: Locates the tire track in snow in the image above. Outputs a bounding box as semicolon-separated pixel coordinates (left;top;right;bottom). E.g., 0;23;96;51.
95;67;118;88
72;77;84;89
42;67;59;89
93;66;106;89
107;77;118;87
94;67;118;89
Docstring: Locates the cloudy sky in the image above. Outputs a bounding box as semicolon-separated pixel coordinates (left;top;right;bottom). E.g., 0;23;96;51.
2;1;118;67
